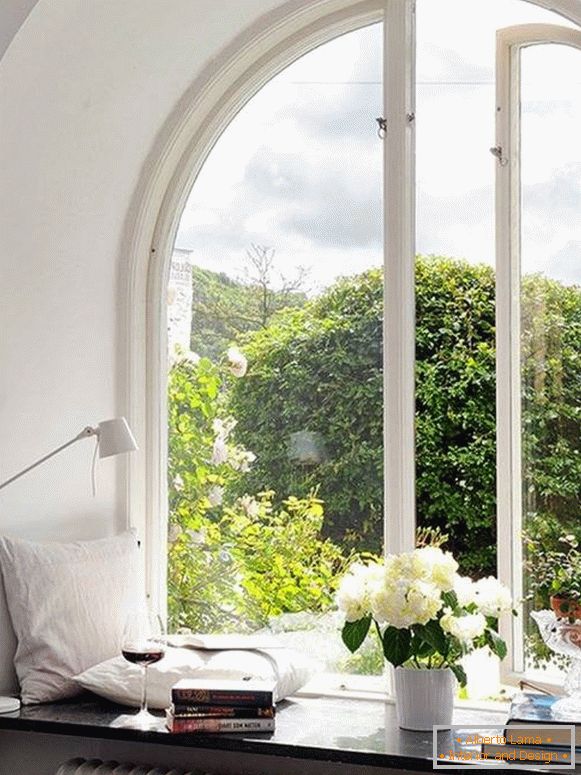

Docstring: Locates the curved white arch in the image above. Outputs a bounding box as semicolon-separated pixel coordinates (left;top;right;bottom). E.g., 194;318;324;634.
121;0;382;605
120;0;581;607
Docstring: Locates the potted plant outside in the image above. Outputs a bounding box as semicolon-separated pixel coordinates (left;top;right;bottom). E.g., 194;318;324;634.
336;545;514;731
525;532;581;624
549;554;581;621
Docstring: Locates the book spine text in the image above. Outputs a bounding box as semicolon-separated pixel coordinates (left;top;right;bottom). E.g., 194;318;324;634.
167;716;275;734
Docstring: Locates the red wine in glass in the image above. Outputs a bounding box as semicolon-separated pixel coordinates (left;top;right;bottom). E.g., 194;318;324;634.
120;609;166;729
121;648;165;667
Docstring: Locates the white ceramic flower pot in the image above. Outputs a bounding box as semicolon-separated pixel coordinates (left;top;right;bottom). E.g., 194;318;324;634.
394;667;455;731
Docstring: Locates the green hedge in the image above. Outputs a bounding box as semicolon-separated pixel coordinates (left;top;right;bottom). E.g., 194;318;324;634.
228;256;581;576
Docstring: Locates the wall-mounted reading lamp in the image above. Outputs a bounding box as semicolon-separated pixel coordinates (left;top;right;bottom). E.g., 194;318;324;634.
0;417;138;492
0;417;138;714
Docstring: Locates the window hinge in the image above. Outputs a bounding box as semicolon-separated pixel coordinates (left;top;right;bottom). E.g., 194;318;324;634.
376;115;415;139
490;145;508;166
376;116;387;139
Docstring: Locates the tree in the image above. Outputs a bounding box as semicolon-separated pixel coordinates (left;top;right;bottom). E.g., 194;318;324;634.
241;244;309;328
190;245;307;359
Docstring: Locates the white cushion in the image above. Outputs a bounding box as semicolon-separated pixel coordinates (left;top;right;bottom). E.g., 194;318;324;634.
0;532;140;704
75;645;317;709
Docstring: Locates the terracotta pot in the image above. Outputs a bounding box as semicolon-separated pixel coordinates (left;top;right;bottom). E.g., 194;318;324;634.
550;595;581;620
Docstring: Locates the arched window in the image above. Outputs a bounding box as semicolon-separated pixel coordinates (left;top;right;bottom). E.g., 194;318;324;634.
128;0;581;691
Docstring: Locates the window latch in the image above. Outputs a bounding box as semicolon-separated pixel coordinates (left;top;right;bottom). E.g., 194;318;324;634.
376;115;414;138
376;117;387;139
490;145;508;166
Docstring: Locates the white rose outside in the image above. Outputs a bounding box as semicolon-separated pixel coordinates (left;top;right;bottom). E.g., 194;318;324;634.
336;546;515;727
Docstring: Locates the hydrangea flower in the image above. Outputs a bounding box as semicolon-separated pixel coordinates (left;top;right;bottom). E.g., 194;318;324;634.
473;577;513;616
208;485;224;506
336;547;513;677
168;523;182;544
211;436;228;465
371;578;442;628
238;494;260;518
173;474;184;491
336;563;381;622
229;448;256;472
440;609;486;645
212;417;237;440
187;529;206;545
414;546;458;592
227;347;248;378
454;575;477;607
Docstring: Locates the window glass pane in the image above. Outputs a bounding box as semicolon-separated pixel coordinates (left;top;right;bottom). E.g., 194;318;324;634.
167;24;384;676
520;42;581;678
414;0;576;579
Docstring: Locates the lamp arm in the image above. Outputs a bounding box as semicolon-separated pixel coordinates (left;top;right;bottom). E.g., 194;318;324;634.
0;427;97;491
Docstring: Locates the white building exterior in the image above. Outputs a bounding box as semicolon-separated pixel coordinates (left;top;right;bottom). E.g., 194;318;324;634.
167;247;194;356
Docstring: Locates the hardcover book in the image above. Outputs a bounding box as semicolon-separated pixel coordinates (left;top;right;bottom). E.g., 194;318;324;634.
481;693;581;762
165;710;275;734
170;703;275;719
508;693;581;746
171;678;276;707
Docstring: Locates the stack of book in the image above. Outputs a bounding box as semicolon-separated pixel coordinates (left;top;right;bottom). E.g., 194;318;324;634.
481;693;581;764
166;678;276;734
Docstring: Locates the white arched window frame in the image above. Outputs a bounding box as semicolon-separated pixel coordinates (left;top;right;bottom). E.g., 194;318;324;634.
122;0;581;688
496;22;581;685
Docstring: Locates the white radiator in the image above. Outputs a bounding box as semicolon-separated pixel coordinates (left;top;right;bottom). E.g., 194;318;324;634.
55;759;207;775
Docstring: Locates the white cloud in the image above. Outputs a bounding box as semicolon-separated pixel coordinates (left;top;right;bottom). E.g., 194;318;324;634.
544;241;581;286
176;4;580;288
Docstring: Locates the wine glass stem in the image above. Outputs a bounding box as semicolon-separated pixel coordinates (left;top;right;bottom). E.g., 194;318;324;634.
141;665;148;714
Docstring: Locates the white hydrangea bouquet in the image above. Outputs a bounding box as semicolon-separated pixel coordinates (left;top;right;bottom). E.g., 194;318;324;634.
337;546;514;686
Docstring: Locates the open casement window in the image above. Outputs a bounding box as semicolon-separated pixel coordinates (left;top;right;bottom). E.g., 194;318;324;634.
158;0;581;693
496;24;581;685
165;4;417;685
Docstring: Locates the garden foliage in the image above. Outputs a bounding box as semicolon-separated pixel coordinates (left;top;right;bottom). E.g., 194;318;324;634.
167;354;349;632
229;257;580;579
168;256;581;667
229;257;498;572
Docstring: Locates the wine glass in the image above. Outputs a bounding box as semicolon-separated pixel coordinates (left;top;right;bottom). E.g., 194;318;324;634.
120;608;166;729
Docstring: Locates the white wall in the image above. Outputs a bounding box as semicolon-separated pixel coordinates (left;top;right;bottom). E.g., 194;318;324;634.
0;0;286;699
0;0;39;60
1;0;580;769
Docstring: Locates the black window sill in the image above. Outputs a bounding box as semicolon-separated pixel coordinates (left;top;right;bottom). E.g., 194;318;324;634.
0;693;566;773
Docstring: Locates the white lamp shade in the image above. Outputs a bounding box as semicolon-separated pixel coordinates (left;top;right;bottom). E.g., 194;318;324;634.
97;417;138;458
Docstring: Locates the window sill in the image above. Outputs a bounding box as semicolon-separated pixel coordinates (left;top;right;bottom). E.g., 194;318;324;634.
295;671;513;713
0;692;515;772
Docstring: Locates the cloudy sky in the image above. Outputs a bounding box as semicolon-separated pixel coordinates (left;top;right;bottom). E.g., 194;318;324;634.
175;0;580;290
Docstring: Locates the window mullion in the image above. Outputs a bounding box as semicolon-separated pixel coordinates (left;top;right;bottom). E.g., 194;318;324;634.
383;0;416;556
495;29;524;679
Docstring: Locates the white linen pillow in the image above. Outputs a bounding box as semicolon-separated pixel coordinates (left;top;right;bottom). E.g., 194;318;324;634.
75;645;317;709
0;531;140;704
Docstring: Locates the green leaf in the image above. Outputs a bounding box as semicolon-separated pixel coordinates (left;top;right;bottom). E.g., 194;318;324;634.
416;619;448;657
442;590;459;611
411;633;435;659
449;663;467;687
341;616;371;653
485;629;507;660
382;627;412;667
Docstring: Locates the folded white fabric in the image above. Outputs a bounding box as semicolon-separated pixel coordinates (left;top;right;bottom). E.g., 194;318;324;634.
0;531;140;704
75;645;317;709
